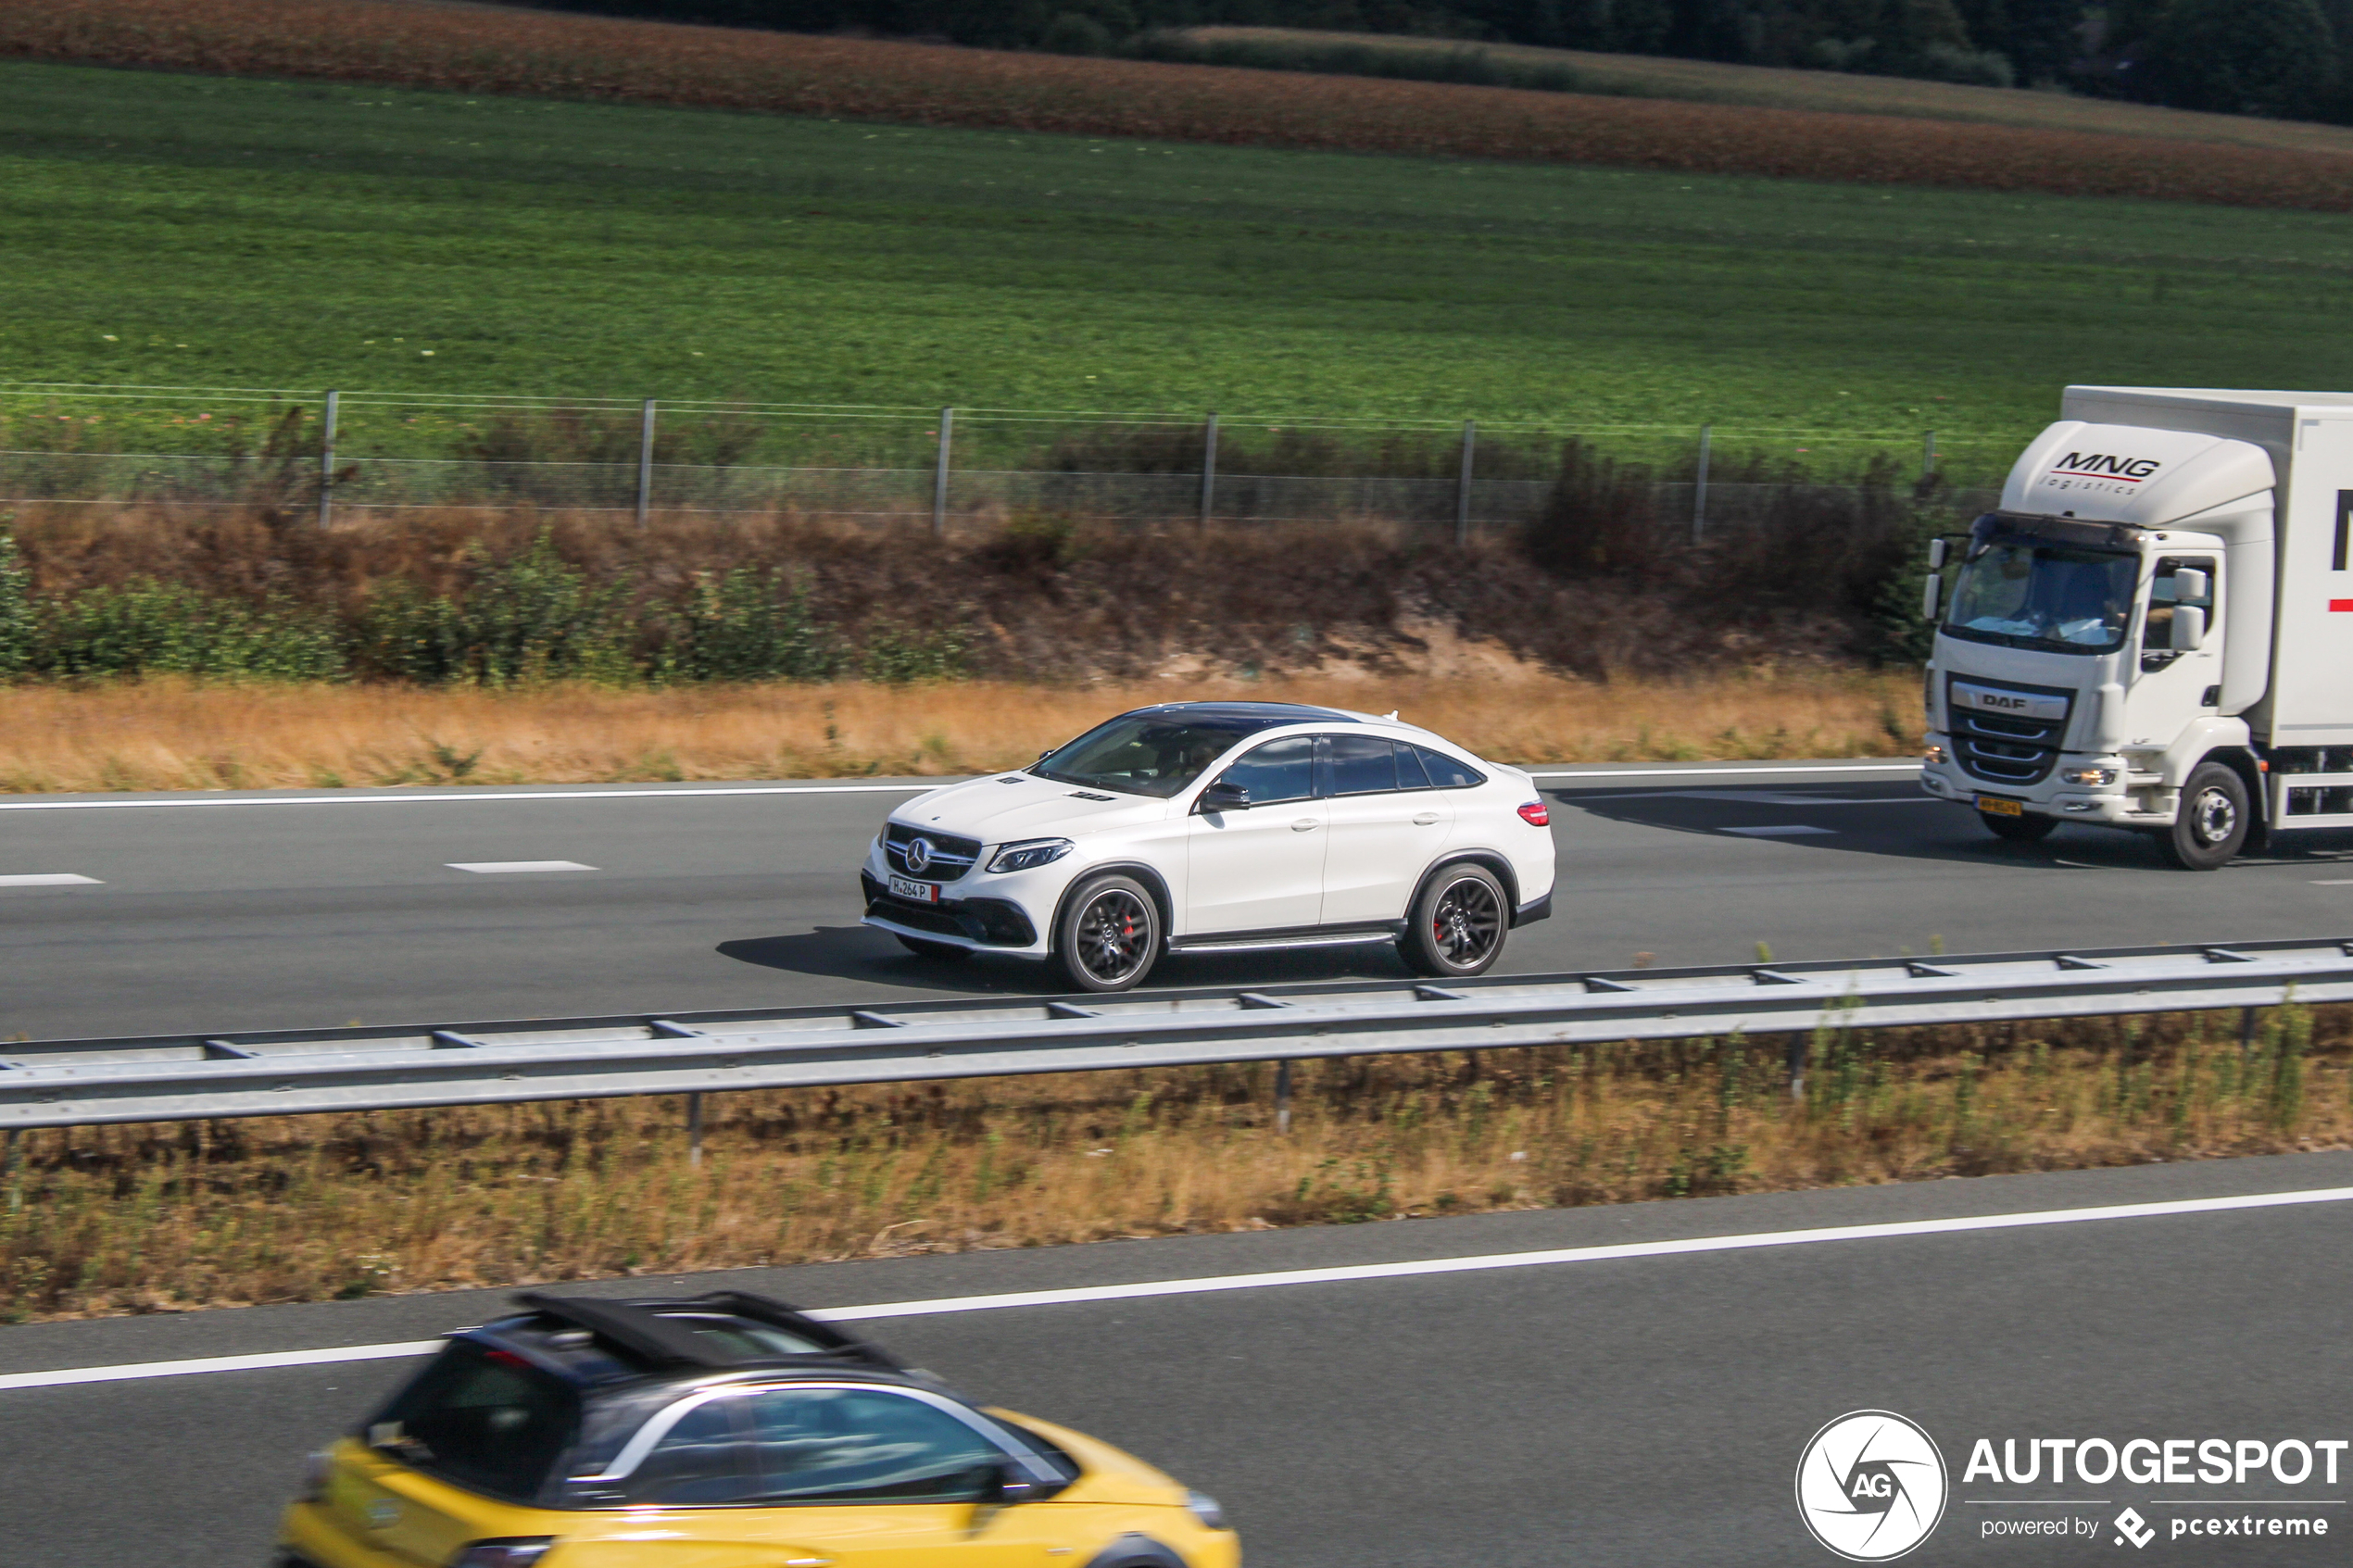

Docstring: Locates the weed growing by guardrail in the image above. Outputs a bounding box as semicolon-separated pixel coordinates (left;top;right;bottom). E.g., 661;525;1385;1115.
0;1005;2341;1320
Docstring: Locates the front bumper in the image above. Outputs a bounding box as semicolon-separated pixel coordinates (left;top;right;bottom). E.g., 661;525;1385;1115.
861;870;1041;949
1920;745;2162;825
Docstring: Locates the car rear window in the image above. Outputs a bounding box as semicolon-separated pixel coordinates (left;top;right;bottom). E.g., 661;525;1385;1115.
1413;746;1485;789
370;1340;580;1502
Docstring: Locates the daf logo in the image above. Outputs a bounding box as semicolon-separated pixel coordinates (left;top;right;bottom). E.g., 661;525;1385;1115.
904;836;933;875
1983;695;2028;709
366;1499;399;1530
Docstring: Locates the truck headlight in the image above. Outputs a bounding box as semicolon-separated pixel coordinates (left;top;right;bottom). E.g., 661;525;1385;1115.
1922;744;1947;764
2060;767;2118;786
988;838;1073;873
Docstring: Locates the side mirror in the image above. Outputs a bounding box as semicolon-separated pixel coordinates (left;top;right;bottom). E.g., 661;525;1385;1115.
2171;605;2207;652
976;1456;1037;1507
1920;573;1943;621
2173;567;2209;603
1927;538;1948;570
1199;780;1251;813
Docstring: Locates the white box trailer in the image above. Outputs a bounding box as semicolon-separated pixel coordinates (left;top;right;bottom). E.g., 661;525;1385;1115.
1919;386;2353;867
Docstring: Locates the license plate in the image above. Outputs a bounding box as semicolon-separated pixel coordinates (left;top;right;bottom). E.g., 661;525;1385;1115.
888;874;940;903
1976;795;2025;817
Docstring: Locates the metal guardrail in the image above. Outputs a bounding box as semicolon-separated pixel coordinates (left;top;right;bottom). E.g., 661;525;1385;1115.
3;938;2348;1131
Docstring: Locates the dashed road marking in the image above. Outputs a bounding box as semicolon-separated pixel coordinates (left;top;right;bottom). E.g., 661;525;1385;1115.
446;860;598;874
0;873;101;886
1722;825;1838;837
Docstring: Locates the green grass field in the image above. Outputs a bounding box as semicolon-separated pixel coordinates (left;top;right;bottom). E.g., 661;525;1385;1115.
9;58;2353;477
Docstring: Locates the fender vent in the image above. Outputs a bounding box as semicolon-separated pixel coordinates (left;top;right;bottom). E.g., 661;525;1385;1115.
1068;791;1114;801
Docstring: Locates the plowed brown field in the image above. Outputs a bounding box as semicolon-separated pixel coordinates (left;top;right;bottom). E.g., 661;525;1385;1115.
10;0;2353;211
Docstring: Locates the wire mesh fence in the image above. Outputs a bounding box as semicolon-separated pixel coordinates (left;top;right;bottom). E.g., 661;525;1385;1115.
0;382;2014;533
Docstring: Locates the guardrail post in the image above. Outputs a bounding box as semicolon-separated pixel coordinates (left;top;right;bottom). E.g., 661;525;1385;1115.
1692;422;1710;544
1275;1059;1292;1135
686;1092;704;1167
635;398;657;528
1921;428;1937;480
1787;1031;1806;1100
2;1128;17;1211
931;408;953;538
317;389;339;528
1455;420;1476;546
1198;411;1218;530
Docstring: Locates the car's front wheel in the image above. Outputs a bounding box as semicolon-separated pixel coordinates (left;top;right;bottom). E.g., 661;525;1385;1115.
1055;874;1162;993
1399;863;1509;978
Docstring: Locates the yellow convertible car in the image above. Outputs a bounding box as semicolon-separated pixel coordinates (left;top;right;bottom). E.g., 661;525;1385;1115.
274;1289;1239;1568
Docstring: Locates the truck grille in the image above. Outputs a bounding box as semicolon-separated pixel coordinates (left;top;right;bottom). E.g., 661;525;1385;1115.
884;823;982;882
1947;677;2070;786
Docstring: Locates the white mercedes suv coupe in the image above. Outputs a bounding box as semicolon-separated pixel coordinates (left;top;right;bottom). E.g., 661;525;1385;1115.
858;701;1556;992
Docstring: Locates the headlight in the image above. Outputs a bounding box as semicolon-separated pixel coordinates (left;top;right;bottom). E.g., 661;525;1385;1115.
1186;1490;1231;1531
2060;767;2118;786
988;838;1073;873
1922;744;1947;764
297;1449;333;1503
447;1542;554;1568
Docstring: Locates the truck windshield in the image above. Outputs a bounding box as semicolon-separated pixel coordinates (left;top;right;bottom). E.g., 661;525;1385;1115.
1944;540;2137;654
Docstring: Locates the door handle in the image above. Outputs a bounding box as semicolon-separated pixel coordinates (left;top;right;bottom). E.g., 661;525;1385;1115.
1291;818;1319;832
1413;811;1441;825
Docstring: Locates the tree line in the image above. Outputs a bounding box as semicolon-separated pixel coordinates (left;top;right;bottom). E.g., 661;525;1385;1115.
531;0;2353;120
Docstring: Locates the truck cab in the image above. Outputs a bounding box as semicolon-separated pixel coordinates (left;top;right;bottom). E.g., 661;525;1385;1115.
1917;387;2353;869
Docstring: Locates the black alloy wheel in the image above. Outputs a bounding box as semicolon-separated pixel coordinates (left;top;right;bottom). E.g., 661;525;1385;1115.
1400;863;1508;978
2159;761;2250;871
897;935;973;961
1978;809;2057;844
1056;875;1161;993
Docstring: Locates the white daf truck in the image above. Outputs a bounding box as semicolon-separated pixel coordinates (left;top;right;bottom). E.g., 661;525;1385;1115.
1919;385;2353;869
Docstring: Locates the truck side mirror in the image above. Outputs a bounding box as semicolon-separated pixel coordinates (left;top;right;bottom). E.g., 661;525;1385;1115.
2173;568;2209;603
2171;605;2207;652
1927;538;1947;570
1920;574;1943;621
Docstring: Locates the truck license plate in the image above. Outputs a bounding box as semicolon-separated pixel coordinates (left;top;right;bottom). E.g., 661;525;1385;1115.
1976;795;2025;817
888;874;941;903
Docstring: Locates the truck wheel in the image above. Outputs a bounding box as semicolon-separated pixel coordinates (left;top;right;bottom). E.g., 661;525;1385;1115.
2159;762;2249;871
1055;874;1161;992
1978;809;2057;844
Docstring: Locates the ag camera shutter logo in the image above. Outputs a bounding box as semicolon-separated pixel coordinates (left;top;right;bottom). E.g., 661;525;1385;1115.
1796;1411;1949;1562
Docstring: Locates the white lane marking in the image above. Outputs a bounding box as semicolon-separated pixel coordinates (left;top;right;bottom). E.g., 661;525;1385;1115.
2313;880;2353;885
1723;825;1837;836
0;873;101;886
1532;763;1919;780
447;860;598;874
0;784;940;813
1568;790;1936;805
5;1184;2348;1394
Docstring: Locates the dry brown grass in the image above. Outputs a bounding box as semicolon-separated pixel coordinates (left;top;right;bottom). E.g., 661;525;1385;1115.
3;1005;2339;1320
1190;26;2353;156
8;0;2353;209
0;671;1921;794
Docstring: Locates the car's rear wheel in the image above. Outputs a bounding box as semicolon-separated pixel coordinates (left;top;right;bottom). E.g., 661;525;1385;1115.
1056;875;1161;992
1399;863;1509;978
896;935;971;961
1978;809;2057;843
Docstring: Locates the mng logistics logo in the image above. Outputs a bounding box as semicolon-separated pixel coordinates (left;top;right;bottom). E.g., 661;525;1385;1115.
1796;1411;1950;1562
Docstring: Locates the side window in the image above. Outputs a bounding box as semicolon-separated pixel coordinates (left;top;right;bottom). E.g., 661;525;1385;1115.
1215;735;1315;805
621;1398;755;1507
1413;746;1485;790
744;1387;1007;1503
1394;744;1432;790
2145;557;2218;661
1324;734;1399;797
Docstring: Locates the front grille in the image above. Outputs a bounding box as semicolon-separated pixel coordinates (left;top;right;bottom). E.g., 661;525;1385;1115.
1948;677;2069;785
884;823;982;882
861;872;1037;946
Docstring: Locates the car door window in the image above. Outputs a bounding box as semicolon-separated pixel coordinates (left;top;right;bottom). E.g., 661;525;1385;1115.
1216;735;1315;805
1393;744;1432;790
621;1398;755;1507
1413;745;1485;789
744;1387;1008;1503
1323;734;1400;797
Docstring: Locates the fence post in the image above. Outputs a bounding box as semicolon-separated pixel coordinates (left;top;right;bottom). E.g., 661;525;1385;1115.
1921;428;1937;480
1274;1059;1293;1135
317;388;339;528
635;398;657;528
1691;422;1710;544
1198;411;1218;530
686;1091;704;1168
1455;420;1477;546
932;407;954;538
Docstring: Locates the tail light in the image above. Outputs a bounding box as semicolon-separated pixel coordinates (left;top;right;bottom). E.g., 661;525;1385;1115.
1516;801;1550;827
447;1542;554;1568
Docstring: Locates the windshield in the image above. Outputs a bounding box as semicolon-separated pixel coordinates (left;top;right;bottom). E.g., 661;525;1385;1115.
1035;715;1275;797
1943;540;2138;654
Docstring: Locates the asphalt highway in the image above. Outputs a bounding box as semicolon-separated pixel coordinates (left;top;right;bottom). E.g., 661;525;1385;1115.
4;1152;2348;1566
6;760;2353;1041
